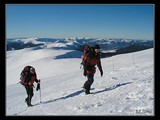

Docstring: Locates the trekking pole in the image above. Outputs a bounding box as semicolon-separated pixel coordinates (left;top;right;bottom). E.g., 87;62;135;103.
39;80;42;103
39;85;42;103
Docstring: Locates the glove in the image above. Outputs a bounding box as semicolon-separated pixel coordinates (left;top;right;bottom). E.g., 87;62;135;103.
100;69;103;77
36;83;40;91
38;79;41;83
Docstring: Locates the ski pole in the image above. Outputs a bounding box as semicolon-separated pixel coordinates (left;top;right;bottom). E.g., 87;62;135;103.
39;86;42;103
39;80;42;103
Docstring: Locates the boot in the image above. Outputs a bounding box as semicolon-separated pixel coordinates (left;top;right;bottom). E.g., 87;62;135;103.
84;88;90;94
83;81;91;94
28;97;33;107
25;97;33;107
25;97;30;106
28;103;33;107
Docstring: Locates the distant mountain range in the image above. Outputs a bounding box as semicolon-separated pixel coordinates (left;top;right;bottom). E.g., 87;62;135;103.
6;37;153;58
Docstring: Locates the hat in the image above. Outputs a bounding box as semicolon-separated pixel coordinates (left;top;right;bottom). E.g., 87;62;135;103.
30;67;35;74
94;44;100;49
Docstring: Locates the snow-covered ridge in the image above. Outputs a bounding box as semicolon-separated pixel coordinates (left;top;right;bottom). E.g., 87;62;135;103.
7;37;153;52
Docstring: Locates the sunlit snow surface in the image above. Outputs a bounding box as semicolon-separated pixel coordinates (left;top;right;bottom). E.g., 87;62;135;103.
6;45;154;116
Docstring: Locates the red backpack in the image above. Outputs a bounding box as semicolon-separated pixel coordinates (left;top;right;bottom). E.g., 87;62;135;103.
20;66;33;86
80;45;90;67
80;45;95;74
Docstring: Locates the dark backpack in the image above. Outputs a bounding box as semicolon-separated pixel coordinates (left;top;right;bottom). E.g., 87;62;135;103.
83;45;95;59
83;45;90;56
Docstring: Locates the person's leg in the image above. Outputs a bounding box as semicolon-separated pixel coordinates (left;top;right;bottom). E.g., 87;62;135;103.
28;87;33;106
83;74;94;94
25;86;33;106
25;86;30;106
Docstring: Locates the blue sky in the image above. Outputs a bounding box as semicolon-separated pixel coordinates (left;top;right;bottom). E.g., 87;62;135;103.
6;4;154;40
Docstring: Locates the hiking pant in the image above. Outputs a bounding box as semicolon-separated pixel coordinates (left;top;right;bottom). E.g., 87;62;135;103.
25;86;33;105
83;74;94;93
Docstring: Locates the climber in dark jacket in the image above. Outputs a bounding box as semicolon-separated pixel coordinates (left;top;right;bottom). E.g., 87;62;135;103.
82;44;103;94
20;66;40;106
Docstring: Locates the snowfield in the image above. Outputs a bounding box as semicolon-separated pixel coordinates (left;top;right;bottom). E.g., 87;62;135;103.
6;47;154;116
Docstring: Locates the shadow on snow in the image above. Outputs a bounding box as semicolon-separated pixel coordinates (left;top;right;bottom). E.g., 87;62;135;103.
41;90;83;104
37;82;132;105
54;50;82;59
94;82;133;94
41;88;95;105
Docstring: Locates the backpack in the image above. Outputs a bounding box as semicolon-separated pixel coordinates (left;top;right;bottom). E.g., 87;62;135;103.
80;45;90;66
20;66;33;86
80;45;95;75
83;45;95;60
83;45;90;56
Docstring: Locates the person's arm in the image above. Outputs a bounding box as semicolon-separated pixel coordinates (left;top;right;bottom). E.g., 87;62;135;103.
97;58;103;76
28;74;40;85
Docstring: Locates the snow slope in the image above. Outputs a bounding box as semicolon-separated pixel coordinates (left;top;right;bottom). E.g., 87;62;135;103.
6;47;154;116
